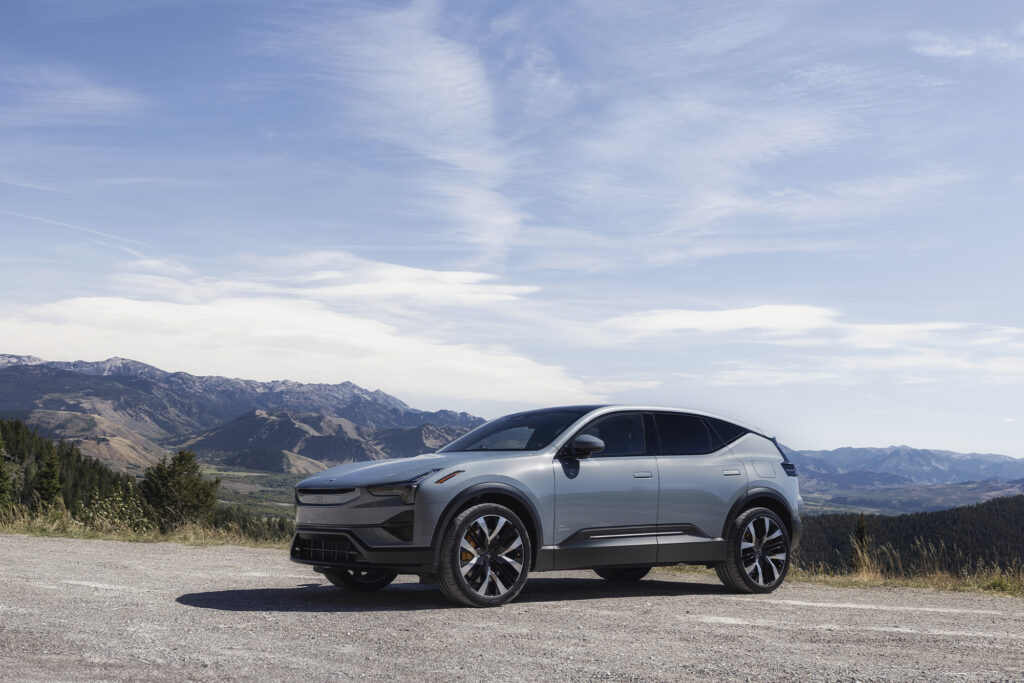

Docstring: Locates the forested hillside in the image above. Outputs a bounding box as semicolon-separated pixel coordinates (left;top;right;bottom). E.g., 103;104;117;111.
0;418;135;510
797;495;1024;571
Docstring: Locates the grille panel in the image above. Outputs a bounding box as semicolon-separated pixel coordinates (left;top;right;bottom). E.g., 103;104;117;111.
291;534;366;564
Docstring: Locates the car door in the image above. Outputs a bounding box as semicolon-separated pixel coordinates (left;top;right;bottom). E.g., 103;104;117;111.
552;411;659;569
652;412;748;563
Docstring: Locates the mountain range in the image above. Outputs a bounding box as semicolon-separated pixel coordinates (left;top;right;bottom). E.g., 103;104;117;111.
782;445;1024;514
0;354;481;474
3;353;1024;515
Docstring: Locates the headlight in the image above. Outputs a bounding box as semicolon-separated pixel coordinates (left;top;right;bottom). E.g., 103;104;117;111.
366;469;440;505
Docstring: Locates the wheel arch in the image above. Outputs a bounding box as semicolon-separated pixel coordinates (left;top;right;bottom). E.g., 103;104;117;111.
431;483;543;570
723;488;799;544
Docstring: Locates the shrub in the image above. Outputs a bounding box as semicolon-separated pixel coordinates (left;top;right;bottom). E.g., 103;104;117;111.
78;486;154;534
140;450;220;532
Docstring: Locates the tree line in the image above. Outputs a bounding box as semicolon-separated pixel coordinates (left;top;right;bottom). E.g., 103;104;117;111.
0;418;293;540
796;495;1024;572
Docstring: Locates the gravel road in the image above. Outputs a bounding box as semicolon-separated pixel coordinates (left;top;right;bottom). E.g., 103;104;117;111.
2;534;1023;682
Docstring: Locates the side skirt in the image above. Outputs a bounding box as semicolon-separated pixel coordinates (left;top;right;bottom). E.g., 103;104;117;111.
537;524;727;571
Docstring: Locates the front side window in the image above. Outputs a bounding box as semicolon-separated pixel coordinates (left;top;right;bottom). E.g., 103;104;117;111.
439;407;598;452
578;412;646;456
654;413;713;455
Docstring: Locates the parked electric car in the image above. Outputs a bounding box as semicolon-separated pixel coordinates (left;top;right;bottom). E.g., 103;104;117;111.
290;405;802;607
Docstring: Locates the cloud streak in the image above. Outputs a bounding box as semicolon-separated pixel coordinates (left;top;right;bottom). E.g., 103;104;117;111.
262;1;523;261
0;64;148;127
911;30;1024;62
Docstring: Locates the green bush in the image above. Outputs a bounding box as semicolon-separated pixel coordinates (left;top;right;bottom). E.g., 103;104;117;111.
78;486;154;534
140;450;221;532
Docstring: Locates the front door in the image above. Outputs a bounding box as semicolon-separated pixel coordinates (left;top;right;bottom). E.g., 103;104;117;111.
552;411;659;569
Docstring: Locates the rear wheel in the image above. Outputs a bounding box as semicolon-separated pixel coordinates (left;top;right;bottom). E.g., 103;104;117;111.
323;568;398;591
716;507;790;593
594;566;652;582
437;503;532;607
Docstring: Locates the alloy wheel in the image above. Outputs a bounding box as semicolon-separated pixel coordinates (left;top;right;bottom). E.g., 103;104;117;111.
740;515;788;587
458;514;525;598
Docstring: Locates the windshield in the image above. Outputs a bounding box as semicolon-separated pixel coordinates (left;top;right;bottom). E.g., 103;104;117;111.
439;406;600;453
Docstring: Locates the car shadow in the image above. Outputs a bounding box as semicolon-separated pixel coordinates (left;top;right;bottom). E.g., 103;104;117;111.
176;575;728;613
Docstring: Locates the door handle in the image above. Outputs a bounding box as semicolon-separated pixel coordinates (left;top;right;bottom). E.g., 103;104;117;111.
722;469;741;476
633;471;653;479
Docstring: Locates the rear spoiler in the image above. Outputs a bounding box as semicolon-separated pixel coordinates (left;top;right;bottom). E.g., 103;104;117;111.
770;437;798;477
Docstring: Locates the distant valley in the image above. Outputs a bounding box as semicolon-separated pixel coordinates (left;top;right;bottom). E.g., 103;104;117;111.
3;353;1024;516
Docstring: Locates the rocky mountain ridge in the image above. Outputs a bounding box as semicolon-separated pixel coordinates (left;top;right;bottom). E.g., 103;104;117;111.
0;354;482;473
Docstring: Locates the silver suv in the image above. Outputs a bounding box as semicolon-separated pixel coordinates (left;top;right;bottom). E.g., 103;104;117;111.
290;405;802;607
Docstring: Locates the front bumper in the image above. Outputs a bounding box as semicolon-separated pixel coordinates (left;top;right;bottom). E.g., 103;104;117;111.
290;528;434;573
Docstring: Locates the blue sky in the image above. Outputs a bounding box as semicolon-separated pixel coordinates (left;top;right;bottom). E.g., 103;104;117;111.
1;1;1022;455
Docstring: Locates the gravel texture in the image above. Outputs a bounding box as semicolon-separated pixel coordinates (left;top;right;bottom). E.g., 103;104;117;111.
2;533;1023;682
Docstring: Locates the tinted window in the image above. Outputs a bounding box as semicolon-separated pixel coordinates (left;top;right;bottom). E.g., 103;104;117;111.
439;407;596;452
578;413;645;456
654;413;713;455
705;417;749;449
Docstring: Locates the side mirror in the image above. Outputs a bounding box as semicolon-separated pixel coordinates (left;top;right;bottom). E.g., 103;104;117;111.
565;434;605;459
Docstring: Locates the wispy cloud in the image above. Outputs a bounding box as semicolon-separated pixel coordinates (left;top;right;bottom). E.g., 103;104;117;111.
0;64;148;127
0;208;146;246
607;305;840;339
603;304;1024;385
260;1;523;261
910;30;1024;62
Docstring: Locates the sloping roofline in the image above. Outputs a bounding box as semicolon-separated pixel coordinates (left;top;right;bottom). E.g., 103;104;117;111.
571;404;772;440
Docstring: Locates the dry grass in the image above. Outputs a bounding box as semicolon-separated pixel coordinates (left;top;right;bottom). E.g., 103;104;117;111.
0;505;288;550
791;538;1024;597
661;538;1024;598
786;567;1024;596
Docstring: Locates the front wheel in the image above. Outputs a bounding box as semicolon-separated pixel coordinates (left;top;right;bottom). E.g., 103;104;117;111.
594;566;652;582
323;568;398;591
437;503;532;607
716;507;791;593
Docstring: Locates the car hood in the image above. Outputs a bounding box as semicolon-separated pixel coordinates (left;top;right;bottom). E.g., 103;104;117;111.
294;450;530;489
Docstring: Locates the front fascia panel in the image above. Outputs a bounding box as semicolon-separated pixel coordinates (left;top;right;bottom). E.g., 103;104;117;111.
295;489;410;527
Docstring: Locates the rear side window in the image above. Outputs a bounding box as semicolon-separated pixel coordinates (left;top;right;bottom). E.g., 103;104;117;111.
705;417;749;449
653;413;712;455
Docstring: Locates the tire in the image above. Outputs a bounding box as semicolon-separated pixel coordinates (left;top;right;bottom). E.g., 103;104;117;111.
437;503;532;607
594;566;652;582
323;568;398;591
715;506;791;594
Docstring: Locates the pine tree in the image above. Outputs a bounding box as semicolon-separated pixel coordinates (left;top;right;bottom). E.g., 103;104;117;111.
0;431;12;508
139;450;220;532
855;512;868;548
35;446;62;507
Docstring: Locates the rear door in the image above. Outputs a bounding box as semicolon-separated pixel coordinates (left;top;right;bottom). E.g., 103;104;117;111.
652;412;748;562
552;411;659;568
